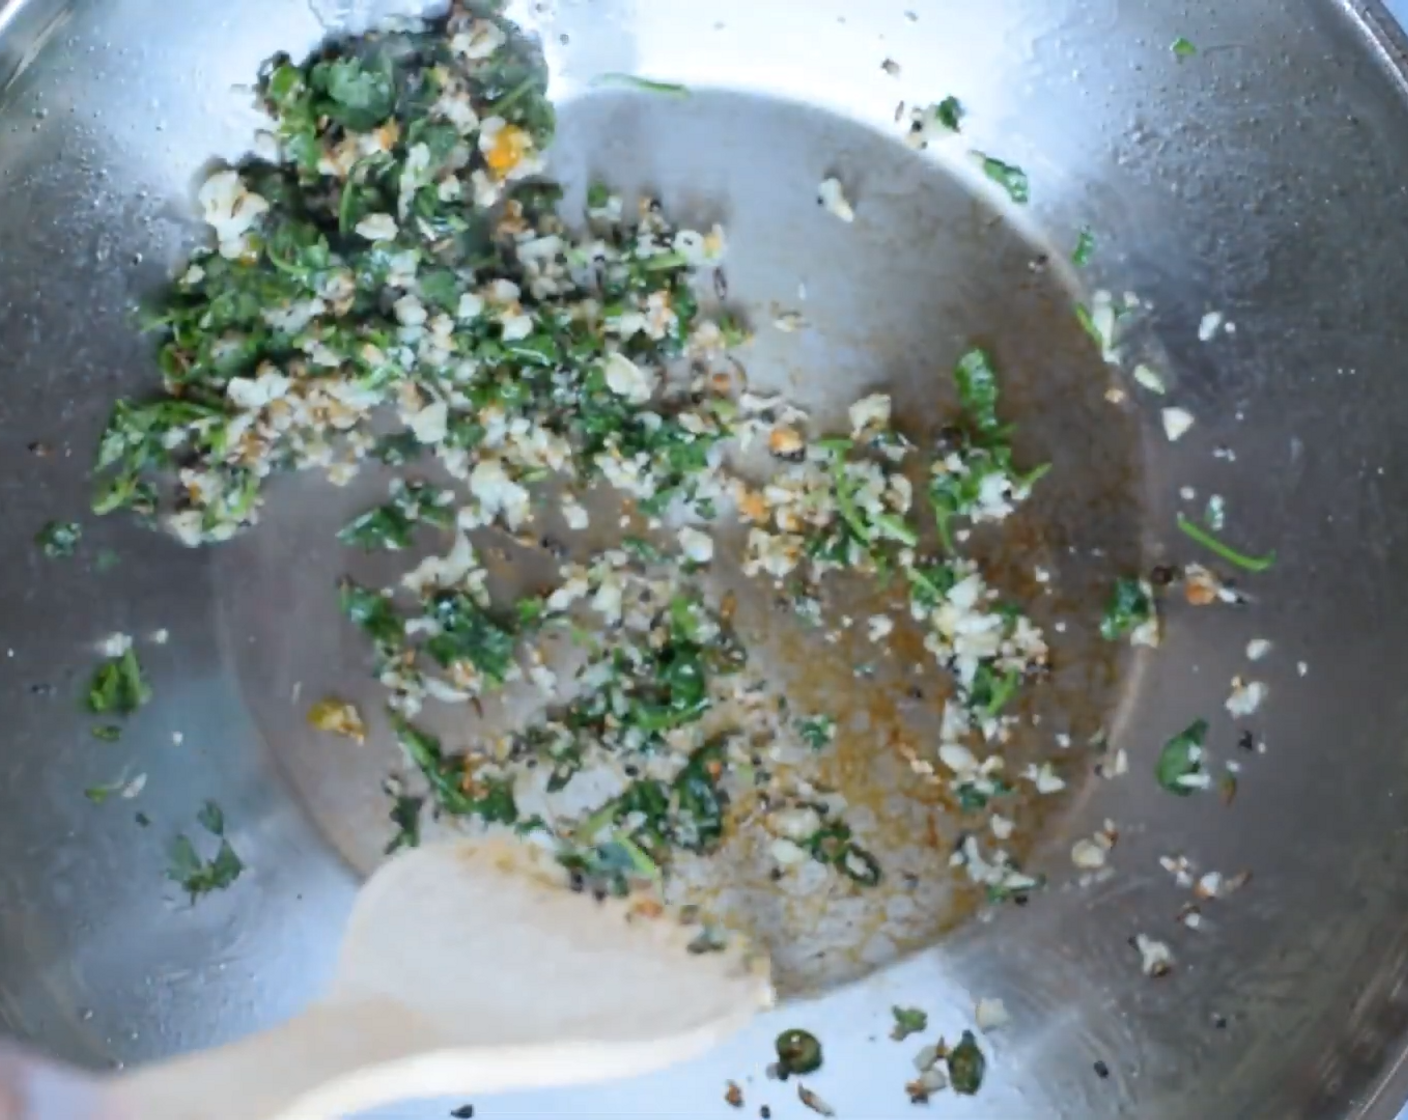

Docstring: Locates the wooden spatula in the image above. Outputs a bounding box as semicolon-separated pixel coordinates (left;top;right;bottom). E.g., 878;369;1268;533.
3;838;772;1120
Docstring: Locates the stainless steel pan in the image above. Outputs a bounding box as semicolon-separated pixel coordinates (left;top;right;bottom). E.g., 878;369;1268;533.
4;0;1408;1116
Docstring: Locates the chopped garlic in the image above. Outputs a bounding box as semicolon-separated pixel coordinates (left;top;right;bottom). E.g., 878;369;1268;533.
1246;638;1272;661
1071;838;1108;870
677;526;714;564
1135;933;1174;976
198;168;269;258
1133;364;1167;394
848;393;892;436
975;997;1010;1032
818;177;855;223
1162;407;1195;442
603;351;655;404
1198;311;1225;341
867;614;894;643
97;632;133;658
1225;678;1268;718
354;213;399;241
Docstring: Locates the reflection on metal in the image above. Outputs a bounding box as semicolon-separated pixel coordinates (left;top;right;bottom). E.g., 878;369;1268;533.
2;0;1408;1118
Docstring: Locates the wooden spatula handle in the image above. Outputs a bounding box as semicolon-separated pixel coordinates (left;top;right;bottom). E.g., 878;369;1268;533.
104;997;438;1120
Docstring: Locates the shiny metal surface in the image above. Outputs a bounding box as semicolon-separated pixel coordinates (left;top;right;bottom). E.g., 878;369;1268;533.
4;0;1408;1117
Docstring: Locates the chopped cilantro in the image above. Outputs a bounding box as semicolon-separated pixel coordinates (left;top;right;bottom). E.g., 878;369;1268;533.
977;154;1029;204
1176;514;1276;573
586;181;611;209
622;535;663;562
890;1006;928;1041
805;818;882;886
197;800;226;836
374;431;423;466
795;715;837;750
87;649;152;715
1171;36;1198;59
1072;227;1096;266
167;832;244;901
1157;718;1209;795
948;1030;987;1094
1100;577;1154;642
969;664;1022;717
591;73;690;97
954;347;1002;437
390;713;519;825
338;580;405;664
310;55;396;131
385;794;423;854
35;520;81;558
424;591;519;685
339;504;415;551
90;724;122;742
84;779;124;804
775;1028;823;1077
935;95;964;132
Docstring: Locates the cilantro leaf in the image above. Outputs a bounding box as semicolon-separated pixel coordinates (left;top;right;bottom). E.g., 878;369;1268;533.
795;715;836;750
948;1030;987;1095
87;649;152;715
197;800;226;836
1176;514;1276;573
338;504;415;551
954;347;1002;436
167;833;244;901
1072;228;1096;266
338;580;406;666
977;154;1029;204
1157;718;1209;795
390;713;519;825
1100;577;1154;642
385;794;423;854
775;1028;823;1076
423;591;519;685
890;1006;928;1041
935;95;964;132
312;56;396;131
591;73;690;98
35;520;81;558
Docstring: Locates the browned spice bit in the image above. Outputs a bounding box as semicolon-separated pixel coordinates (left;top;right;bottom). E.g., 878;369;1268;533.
904;1078;932;1104
894;100;906;122
713;267;729;301
26;440;51;457
881;58;901;76
306;696;366;743
1219;772;1238;805
725;1081;744;1109
1224;869;1253;894
760;1108;772;1119
1183;563;1224;606
768;425;805;459
798;1085;836;1117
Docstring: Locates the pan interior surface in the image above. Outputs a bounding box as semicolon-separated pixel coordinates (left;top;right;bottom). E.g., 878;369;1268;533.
3;1;1408;1118
216;85;1142;993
